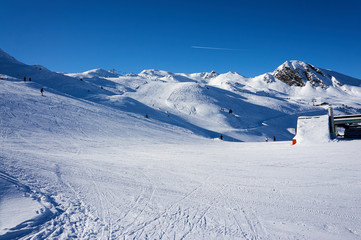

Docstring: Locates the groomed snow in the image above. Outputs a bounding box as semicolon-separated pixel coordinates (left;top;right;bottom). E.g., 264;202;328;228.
1;79;361;239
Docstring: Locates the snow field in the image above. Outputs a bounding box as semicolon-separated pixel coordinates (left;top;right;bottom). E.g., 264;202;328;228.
2;136;361;239
1;49;361;239
1;80;361;239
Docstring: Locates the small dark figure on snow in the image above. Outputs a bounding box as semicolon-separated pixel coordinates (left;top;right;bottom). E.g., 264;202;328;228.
29;77;31;82
273;136;276;141
24;77;26;82
229;109;233;114
40;88;44;96
220;135;223;140
265;137;268;142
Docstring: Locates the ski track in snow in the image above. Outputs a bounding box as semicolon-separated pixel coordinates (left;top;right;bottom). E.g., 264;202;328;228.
2;129;361;239
0;170;63;239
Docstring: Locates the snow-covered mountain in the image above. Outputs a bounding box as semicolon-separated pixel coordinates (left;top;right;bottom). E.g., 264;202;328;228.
0;49;111;98
271;60;361;88
64;68;120;79
2;49;361;239
1;49;361;141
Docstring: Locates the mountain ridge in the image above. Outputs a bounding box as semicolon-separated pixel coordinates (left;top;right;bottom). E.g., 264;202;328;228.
1;49;361;141
1;49;360;88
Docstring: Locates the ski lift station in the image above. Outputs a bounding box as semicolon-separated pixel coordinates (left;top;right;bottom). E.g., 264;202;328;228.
292;107;361;144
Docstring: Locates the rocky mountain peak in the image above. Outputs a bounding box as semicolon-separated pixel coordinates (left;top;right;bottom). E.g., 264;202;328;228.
272;60;332;88
200;70;218;79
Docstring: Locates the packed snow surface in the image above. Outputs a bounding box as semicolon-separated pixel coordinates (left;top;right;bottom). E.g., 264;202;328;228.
1;49;361;239
1;79;361;239
0;178;41;236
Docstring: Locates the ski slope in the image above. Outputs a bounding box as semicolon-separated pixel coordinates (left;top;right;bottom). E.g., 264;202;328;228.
2;49;361;143
1;49;361;239
1;79;361;239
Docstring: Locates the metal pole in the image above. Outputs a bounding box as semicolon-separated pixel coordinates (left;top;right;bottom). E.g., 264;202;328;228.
328;106;336;138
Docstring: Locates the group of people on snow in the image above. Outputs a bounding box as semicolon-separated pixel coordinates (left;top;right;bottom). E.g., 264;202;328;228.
265;136;276;142
23;76;45;96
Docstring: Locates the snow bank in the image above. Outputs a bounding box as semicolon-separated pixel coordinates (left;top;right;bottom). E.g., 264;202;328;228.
293;115;331;144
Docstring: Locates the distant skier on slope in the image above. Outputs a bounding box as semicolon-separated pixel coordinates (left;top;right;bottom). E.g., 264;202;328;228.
265;137;268;142
273;136;276;141
40;88;44;96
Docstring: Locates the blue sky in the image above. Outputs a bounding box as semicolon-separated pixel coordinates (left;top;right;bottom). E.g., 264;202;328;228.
1;0;361;78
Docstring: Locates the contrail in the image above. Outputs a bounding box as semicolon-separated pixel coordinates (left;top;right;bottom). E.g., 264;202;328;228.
191;46;242;51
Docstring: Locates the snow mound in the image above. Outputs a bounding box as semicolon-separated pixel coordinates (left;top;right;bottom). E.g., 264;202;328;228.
293;115;331;144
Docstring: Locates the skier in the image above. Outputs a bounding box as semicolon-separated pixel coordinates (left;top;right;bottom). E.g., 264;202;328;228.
24;76;26;82
273;136;276;141
265;137;268;142
220;135;223;140
40;88;44;96
29;77;31;82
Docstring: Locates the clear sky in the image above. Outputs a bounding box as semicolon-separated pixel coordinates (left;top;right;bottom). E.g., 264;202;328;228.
1;0;361;78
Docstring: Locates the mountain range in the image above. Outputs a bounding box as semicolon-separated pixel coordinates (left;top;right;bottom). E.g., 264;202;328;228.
1;49;360;141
